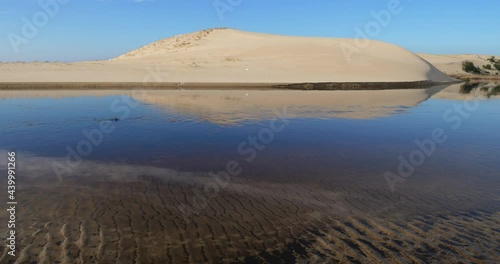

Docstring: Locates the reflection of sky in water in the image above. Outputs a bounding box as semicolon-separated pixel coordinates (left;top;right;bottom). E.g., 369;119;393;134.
0;89;499;186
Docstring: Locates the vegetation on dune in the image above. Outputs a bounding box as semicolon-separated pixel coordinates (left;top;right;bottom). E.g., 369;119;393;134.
462;61;481;74
494;61;500;71
461;58;500;75
485;56;500;71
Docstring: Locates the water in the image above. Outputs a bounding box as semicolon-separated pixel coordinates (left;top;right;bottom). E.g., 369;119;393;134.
1;85;499;182
0;84;499;263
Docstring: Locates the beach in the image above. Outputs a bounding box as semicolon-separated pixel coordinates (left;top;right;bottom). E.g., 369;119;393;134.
1;27;499;264
0;29;457;87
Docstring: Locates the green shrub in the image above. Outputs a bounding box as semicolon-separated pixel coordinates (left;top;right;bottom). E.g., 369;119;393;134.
483;64;492;70
487;56;496;63
494;62;500;71
462;61;481;74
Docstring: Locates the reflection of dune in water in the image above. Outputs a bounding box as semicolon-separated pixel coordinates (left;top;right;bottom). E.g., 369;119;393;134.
0;152;498;263
132;87;446;123
431;82;500;100
0;86;446;124
0;90;125;99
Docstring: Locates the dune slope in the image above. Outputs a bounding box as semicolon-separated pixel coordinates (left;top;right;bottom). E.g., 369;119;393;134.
419;54;499;76
0;28;456;84
114;28;454;83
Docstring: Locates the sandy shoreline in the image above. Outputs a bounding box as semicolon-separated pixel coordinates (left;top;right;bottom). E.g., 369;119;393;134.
449;74;500;81
0;80;455;90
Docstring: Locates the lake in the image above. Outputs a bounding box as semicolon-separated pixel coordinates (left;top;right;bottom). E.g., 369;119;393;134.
0;83;499;263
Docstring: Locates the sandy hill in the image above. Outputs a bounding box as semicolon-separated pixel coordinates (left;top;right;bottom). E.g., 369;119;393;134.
419;54;499;76
111;28;453;83
0;28;456;83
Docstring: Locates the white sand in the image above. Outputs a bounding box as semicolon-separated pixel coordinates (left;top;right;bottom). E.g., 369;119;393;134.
0;28;454;83
419;54;499;76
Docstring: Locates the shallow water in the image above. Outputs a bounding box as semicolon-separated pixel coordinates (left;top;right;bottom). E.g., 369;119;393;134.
0;84;499;263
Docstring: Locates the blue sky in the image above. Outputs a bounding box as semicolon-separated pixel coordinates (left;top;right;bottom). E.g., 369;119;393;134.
0;0;499;62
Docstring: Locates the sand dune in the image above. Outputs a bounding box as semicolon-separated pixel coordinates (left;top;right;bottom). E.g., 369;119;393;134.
0;28;455;84
420;54;499;76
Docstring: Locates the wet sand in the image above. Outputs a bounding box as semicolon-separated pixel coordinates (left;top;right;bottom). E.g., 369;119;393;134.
0;80;443;90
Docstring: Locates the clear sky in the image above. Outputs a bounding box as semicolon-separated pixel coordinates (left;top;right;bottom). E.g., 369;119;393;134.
1;0;499;62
